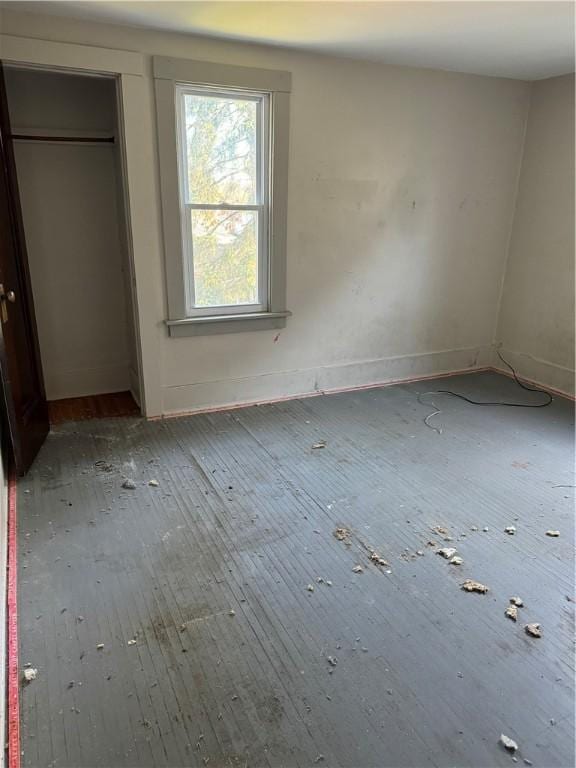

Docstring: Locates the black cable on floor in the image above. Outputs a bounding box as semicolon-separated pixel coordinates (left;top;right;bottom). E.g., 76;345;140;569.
418;350;553;433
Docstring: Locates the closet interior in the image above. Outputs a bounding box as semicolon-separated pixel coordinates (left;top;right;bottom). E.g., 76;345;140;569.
4;66;140;408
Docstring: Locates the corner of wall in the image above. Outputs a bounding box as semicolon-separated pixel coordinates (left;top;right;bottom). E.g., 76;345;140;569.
490;80;534;367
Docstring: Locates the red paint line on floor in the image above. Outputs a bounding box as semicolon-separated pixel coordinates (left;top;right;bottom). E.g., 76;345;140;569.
7;472;20;768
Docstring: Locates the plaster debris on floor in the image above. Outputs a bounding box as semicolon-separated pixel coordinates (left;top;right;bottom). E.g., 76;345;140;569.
525;623;542;638
369;551;389;567
505;604;518;621
437;547;457;559
15;374;575;768
500;734;519;752
333;526;351;543
23;668;37;683
432;525;453;541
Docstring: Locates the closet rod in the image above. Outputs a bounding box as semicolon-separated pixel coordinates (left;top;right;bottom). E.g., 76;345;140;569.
11;134;115;143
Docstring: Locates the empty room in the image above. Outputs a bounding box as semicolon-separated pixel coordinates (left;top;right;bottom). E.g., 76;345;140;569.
0;2;574;767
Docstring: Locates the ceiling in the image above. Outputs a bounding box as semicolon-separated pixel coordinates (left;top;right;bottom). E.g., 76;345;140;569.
3;1;575;80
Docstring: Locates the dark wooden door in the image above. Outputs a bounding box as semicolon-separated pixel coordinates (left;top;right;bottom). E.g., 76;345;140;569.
0;63;49;474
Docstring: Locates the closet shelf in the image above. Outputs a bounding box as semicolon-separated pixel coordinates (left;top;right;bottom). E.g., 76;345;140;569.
10;127;115;144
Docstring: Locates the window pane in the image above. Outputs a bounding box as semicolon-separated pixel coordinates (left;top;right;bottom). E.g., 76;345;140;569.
183;93;258;205
190;209;258;307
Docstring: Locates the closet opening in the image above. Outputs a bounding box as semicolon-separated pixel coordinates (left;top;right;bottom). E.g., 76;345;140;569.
3;65;141;422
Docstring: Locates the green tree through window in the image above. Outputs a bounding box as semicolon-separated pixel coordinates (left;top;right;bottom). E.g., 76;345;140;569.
184;93;260;308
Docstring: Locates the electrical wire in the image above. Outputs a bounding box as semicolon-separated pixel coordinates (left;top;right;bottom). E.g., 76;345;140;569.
418;349;553;433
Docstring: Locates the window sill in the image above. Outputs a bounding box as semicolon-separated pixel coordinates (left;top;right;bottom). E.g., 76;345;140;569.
165;310;291;337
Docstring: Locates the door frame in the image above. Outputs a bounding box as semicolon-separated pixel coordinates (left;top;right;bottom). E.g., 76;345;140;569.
0;34;163;416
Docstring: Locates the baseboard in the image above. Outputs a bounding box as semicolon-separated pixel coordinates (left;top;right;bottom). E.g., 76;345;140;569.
160;344;493;417
493;348;575;398
44;364;131;400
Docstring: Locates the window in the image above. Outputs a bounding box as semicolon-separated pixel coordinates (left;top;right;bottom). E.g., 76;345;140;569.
177;86;268;315
154;57;291;337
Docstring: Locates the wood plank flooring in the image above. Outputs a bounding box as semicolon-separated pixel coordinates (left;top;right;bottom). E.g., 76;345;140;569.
18;372;575;767
48;391;139;425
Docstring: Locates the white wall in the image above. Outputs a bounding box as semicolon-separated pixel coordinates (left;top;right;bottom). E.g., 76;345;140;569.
0;10;533;415
4;67;135;400
496;74;575;394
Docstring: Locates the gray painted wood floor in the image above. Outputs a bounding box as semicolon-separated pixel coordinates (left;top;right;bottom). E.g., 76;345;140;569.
18;372;575;768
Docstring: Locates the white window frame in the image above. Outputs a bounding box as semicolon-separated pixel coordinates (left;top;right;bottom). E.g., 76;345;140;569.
175;85;269;317
154;57;291;337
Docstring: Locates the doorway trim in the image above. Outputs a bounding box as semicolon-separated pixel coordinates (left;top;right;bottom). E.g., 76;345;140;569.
0;34;163;416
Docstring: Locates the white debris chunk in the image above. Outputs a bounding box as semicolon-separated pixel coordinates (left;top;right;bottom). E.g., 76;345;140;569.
449;556;464;566
311;441;326;450
461;579;489;594
505;604;518;621
127;639;137;646
96;643;104;650
228;609;236;616
122;479;136;490
148;479;159;487
500;734;518;752
545;530;560;537
352;565;364;574
525;623;542;638
504;526;516;535
306;584;315;592
23;668;38;683
509;596;524;607
437;547;457;559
